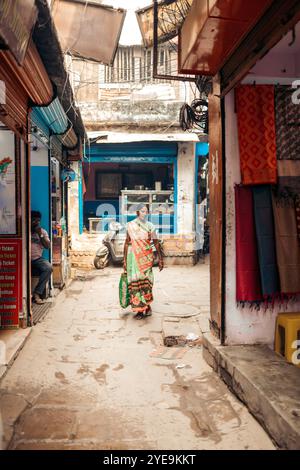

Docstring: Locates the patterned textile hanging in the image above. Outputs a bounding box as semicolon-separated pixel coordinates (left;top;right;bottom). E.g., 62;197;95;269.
235;185;263;305
277;160;300;198
236;85;277;185
275;85;300;160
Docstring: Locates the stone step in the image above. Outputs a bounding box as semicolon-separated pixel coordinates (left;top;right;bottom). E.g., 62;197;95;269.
202;332;300;450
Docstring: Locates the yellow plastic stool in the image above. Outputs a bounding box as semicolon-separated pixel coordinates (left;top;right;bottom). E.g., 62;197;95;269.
275;313;300;367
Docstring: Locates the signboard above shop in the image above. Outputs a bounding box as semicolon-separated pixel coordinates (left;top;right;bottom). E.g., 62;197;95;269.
178;0;274;76
0;0;37;65
51;0;126;64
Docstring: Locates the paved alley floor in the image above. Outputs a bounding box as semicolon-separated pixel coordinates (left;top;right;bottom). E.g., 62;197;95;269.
0;263;275;450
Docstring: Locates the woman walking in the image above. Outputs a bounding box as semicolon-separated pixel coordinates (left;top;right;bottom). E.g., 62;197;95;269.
123;204;164;319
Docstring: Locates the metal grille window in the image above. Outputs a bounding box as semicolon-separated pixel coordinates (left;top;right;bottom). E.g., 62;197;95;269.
102;45;171;84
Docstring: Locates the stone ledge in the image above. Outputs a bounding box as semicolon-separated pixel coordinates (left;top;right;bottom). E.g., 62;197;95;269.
202;332;300;450
0;328;32;383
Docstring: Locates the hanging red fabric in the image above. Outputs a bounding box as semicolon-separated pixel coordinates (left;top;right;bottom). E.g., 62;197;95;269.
235;185;263;303
236;84;277;185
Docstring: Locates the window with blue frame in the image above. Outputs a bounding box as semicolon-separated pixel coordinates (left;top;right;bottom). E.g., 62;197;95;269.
83;157;177;235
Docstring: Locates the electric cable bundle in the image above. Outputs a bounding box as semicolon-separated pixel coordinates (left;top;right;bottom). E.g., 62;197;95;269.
179;99;208;132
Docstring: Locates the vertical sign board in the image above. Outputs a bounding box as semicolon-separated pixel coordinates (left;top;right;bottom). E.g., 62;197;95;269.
0;239;22;329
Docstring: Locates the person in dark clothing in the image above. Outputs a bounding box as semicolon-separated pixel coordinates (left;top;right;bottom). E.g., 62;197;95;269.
31;210;52;304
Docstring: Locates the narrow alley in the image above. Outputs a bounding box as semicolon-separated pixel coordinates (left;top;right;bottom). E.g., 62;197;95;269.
0;264;274;450
1;0;300;456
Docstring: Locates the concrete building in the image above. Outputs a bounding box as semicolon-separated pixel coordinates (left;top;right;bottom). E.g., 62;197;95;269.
68;137;209;269
70;43;192;131
66;29;208;268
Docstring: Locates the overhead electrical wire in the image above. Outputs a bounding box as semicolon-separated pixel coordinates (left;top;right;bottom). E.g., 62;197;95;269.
179;99;208;133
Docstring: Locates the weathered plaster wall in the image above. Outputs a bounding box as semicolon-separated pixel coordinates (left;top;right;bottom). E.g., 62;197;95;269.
162;142;197;265
225;91;300;346
78;100;183;129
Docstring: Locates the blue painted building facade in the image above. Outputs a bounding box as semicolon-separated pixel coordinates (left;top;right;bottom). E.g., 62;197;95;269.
69;138;209;265
30;98;71;267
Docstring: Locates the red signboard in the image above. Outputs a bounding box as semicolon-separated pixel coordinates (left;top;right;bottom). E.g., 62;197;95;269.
0;238;22;329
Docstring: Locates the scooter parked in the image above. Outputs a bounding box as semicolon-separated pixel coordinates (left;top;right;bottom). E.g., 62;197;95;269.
94;222;163;269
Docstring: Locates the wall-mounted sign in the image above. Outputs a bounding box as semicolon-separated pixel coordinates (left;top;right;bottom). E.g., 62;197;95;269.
0;0;38;65
0;239;22;329
0;130;16;235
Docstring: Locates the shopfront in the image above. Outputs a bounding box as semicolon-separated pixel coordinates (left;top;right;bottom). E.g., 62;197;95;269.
0;126;22;328
179;0;300;347
30;99;78;295
0;35;53;328
83;141;177;235
223;22;300;346
68;137;202;267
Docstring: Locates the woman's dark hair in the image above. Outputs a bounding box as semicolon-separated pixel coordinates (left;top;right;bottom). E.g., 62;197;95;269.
31;210;42;219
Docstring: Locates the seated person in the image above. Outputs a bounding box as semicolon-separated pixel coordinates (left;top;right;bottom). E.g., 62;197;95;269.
31;210;52;304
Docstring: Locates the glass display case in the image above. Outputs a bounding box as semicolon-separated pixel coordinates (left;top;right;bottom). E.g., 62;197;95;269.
121;190;175;234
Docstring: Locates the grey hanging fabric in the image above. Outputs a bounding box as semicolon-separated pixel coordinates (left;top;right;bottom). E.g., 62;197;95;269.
252;186;280;299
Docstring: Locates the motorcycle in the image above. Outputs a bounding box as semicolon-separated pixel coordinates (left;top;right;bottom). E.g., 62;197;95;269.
94;221;163;269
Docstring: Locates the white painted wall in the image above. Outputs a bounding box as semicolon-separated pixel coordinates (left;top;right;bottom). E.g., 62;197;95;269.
30;144;48;166
177;142;196;235
224;91;300;346
68;162;80;239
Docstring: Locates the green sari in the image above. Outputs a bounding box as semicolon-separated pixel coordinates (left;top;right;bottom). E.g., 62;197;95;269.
126;218;156;313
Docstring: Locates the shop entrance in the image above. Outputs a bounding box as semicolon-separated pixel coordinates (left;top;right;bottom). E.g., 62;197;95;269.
83;161;176;235
30;141;69;310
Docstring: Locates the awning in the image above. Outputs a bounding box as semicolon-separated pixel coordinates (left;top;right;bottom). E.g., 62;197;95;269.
67;139;83;162
31;97;80;152
0;0;37;65
87;131;200;144
0;38;53;106
51;0;126;64
33;0;86;140
136;0;193;47
179;0;274;76
60;127;78;150
32;97;68;135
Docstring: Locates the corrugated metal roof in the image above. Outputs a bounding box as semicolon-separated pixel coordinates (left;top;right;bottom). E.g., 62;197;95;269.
32;97;68;135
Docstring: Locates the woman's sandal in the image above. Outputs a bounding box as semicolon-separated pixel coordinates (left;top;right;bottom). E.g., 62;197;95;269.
134;307;152;319
134;312;145;320
143;307;152;317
